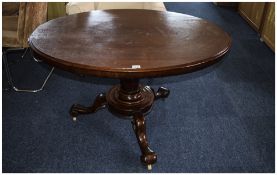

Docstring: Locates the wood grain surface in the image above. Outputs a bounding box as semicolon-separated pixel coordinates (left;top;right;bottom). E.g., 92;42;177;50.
29;9;231;78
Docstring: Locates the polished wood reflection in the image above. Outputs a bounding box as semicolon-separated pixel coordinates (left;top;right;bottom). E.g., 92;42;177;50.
29;9;231;79
29;9;231;169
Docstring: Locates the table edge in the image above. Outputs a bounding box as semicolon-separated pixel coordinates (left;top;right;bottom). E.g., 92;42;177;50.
29;35;231;79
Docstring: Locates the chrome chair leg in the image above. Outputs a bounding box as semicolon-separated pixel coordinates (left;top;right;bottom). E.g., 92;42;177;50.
3;49;54;93
22;47;42;62
21;47;30;59
33;56;43;63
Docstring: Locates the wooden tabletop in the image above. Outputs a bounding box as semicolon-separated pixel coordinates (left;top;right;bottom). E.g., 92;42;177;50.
29;9;231;78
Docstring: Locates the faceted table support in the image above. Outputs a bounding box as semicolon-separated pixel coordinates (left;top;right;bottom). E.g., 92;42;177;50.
69;79;170;170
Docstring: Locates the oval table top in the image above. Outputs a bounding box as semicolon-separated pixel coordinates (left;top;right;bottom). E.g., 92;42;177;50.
29;9;231;78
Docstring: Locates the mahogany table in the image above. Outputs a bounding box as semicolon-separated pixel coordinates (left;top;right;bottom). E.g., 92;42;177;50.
29;9;231;170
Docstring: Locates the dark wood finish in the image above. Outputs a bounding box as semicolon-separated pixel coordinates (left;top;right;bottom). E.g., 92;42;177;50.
153;87;170;100
29;9;231;79
132;113;157;165
70;93;107;118
107;79;154;118
70;79;169;119
69;79;169;169
29;9;231;169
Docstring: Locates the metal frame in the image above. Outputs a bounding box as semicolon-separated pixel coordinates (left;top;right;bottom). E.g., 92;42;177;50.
3;48;54;93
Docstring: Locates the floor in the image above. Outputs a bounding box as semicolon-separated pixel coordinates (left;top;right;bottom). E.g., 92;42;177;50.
2;2;275;173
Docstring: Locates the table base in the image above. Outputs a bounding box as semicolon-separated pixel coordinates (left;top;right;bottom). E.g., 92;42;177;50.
69;79;169;170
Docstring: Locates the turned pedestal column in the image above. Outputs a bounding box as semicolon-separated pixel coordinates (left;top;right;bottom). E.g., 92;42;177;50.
70;79;169;169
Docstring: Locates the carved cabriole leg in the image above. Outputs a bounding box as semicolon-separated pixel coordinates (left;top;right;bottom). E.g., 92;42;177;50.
69;79;170;170
70;93;107;121
150;87;170;100
132;112;157;170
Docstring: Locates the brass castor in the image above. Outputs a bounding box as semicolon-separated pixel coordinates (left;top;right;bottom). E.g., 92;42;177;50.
147;164;152;170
